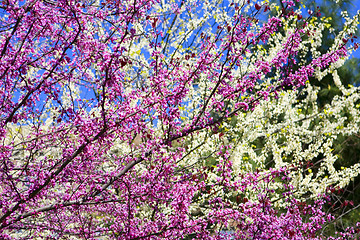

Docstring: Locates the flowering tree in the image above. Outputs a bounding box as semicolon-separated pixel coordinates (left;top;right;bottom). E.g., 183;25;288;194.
0;0;359;239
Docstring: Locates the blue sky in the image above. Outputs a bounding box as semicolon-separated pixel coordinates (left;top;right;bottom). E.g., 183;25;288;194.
350;0;360;58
